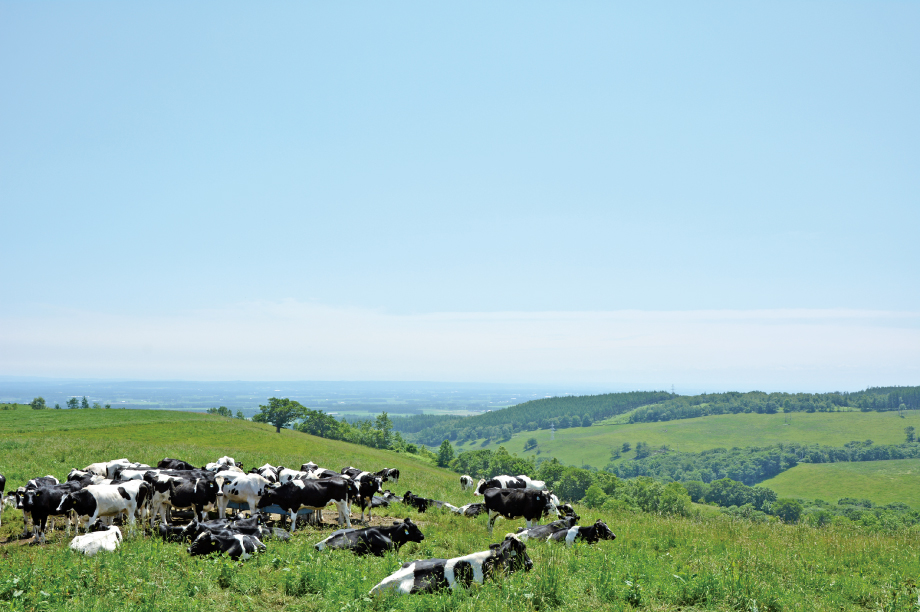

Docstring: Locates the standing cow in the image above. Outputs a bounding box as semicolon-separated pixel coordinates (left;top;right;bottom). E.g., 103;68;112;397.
483;488;557;534
256;478;356;530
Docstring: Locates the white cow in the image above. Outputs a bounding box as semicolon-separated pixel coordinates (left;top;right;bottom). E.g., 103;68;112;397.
70;526;122;556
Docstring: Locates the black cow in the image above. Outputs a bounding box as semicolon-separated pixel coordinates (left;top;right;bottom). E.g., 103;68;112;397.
351;472;384;523
157;458;197;470
370;534;532;595
256;478;358;530
22;481;85;541
547;520;616;547
166;478;219;522
16;475;61;536
315;518;424;556
515;516;579;541
187;530;265;560
483;488;557;534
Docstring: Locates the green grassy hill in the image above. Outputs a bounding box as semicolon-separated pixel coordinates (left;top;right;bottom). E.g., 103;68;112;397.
762;459;920;508
463;410;920;468
2;408;920;611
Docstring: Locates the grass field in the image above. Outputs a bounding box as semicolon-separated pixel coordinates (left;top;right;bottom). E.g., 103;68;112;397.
762;459;920;508
463;410;920;468
2;409;920;611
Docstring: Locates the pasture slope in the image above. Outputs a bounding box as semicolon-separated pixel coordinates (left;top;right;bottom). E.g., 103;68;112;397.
465;410;920;468
763;459;920;508
1;409;918;612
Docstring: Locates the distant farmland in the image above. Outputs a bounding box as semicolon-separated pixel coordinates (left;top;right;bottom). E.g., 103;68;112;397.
762;459;920;508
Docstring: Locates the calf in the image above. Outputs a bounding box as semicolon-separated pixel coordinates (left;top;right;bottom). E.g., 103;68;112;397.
369;534;532;595
452;502;487;518
315;518;424;556
256;478;357;530
474;474;546;496
70;525;121;556
57;481;151;533
157;458;197;470
350;471;384;523
187;530;264;560
547;520;616;547
515;516;579;541
460;475;475;491
484;488;557;534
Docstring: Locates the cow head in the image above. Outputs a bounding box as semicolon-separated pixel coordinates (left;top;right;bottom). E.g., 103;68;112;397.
593;520;616;541
55;491;81;514
22;488;42;512
393;518;425;544
489;534;533;574
187;531;220;556
473;479;489;496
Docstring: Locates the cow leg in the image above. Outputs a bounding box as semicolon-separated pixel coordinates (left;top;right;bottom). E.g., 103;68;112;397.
488;511;499;534
526;519;533;529
290;509;298;533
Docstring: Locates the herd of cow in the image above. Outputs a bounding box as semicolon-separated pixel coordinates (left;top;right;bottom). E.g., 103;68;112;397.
0;459;616;595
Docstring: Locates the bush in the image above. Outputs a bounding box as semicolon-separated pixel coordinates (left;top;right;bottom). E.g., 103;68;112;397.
582;484;609;509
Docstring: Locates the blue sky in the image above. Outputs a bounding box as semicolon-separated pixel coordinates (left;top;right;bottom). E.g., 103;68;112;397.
1;3;917;388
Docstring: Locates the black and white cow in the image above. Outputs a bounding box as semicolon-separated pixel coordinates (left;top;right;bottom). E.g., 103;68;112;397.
277;468;311;484
70;525;121;556
300;461;318;472
21;481;85;541
256;478;357;530
402;491;458;514
369;534;533;595
348;471;384;523
151;477;219;525
83;459;130;478
251;464;281;483
547;520;616;547
380;490;403;504
515;516;579;541
451;502;487;518
474;474;546;496
56;481;151;533
376;468;400;485
315;518;424;556
483;488;557;534
0;472;4;528
157;458;197;470
460;475;475;491
187;530;265;560
15;475;61;535
214;472;272;518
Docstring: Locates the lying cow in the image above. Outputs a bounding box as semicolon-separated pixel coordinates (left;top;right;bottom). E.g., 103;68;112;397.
315;518;424;556
402;491;458;514
474;474;546;496
547;520;616;547
187;530;264;560
484;488;557;534
369;534;532;595
451;502;487;518
515;516;579;541
70;525;121;556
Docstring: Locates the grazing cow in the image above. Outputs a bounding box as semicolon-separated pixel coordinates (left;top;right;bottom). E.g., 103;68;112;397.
515;516;579;541
474;474;546;496
300;461;318;472
216;456;241;468
460;475;475;491
369;534;532;595
214;473;272;519
256;478;357;530
452;502;487;518
56;481;151;532
157;458;197;470
376;468;400;485
315;518;424;556
547;520;616;547
187;530;265;560
483;488;557;534
70;525;121;556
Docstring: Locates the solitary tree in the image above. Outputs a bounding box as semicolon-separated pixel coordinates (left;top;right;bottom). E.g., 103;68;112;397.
80;396;90;409
524;437;538;451
252;397;305;433
66;397;79;410
374;412;394;449
54;403;61;410
235;410;246;420
437;440;455;467
30;397;47;410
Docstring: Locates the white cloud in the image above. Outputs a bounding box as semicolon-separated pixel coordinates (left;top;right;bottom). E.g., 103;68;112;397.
1;302;917;389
